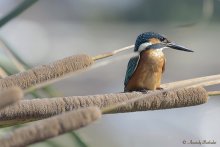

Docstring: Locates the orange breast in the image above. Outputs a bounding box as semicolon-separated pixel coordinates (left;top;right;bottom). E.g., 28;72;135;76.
125;49;165;91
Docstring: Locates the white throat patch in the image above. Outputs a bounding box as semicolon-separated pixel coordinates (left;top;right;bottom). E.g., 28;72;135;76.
138;42;169;52
138;42;152;52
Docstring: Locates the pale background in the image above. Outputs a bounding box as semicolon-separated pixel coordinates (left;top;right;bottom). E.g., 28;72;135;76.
0;0;220;147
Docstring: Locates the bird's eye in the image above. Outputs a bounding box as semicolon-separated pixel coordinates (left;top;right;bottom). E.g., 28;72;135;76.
161;38;169;43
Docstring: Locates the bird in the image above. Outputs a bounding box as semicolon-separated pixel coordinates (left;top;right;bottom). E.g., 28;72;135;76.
124;32;193;92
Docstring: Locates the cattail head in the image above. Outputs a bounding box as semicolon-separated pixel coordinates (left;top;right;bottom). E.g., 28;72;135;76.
0;54;94;91
0;107;101;147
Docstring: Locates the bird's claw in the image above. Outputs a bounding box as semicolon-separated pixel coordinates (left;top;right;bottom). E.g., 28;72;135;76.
156;87;164;90
136;88;150;94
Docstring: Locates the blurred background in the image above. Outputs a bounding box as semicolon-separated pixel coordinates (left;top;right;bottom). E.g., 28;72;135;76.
0;0;220;147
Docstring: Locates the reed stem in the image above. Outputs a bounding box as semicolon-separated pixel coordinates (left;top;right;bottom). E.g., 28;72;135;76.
92;45;134;60
207;91;220;96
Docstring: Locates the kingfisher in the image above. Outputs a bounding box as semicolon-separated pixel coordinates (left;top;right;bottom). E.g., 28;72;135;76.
124;32;193;92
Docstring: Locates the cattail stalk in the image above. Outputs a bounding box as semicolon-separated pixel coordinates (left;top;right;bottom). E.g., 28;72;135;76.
0;107;101;147
0;87;207;126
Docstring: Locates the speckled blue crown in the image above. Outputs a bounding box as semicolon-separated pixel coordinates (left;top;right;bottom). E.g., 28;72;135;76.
134;32;165;51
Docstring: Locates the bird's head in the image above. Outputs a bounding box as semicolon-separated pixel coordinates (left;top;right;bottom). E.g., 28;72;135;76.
134;32;193;52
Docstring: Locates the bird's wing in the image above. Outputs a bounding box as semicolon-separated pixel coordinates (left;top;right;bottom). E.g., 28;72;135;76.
162;58;166;73
124;55;140;86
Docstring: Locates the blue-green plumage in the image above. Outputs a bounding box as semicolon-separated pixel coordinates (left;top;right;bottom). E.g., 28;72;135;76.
124;55;140;87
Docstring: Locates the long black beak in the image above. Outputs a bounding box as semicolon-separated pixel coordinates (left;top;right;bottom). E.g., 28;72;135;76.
166;43;194;52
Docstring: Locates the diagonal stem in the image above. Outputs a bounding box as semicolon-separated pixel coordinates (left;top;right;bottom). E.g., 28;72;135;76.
0;37;26;72
0;0;38;28
92;45;134;60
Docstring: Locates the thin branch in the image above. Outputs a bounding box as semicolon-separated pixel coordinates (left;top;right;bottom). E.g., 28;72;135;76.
92;45;134;60
207;91;220;96
90;52;138;71
69;132;88;147
0;37;26;72
162;74;220;89
189;79;220;88
0;0;38;28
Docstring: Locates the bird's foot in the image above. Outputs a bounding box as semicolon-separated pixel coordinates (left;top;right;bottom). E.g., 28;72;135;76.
124;88;151;94
156;87;164;90
136;88;150;94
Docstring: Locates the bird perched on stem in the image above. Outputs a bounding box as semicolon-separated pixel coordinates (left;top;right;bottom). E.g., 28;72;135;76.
124;32;193;92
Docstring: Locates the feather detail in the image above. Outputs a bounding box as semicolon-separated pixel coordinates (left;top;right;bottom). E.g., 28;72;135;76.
124;55;140;87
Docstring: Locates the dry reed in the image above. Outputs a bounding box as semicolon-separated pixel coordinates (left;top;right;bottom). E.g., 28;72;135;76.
0;87;23;110
0;107;101;147
92;45;134;60
162;74;220;89
207;91;220;96
0;87;207;126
